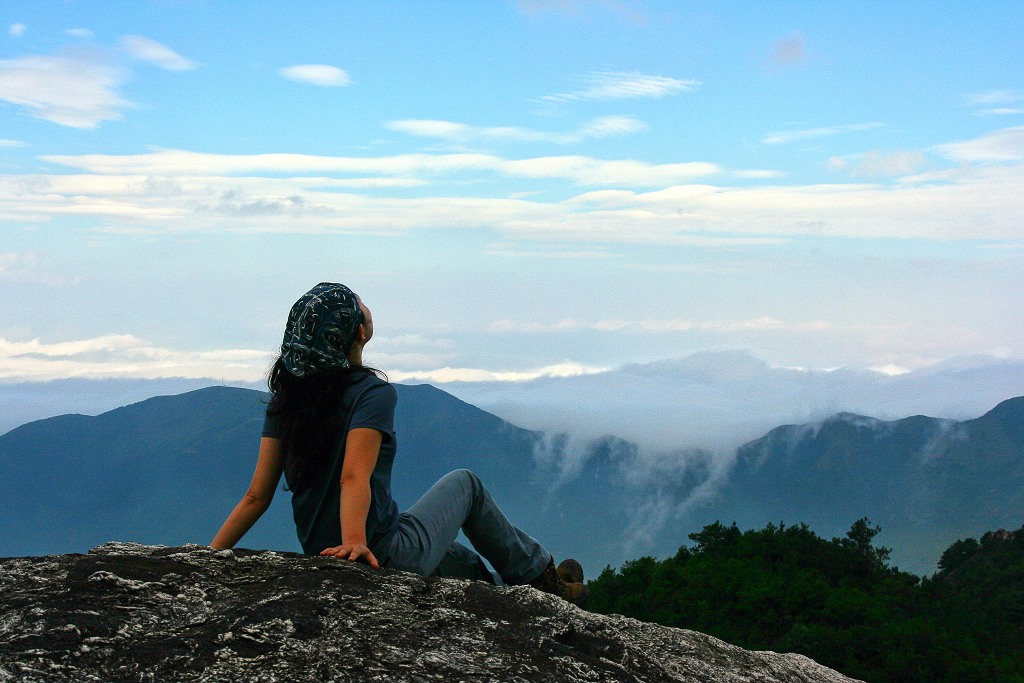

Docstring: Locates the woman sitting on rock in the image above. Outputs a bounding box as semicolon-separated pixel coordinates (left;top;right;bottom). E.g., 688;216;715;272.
212;282;587;606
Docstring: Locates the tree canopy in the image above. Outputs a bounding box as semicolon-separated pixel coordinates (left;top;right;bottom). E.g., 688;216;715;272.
588;520;1024;683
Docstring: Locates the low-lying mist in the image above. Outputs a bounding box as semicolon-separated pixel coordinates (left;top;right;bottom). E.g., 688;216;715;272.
442;349;1024;494
442;350;1024;565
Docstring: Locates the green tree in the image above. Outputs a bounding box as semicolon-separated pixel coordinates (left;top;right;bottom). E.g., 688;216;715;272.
937;537;979;573
587;519;1024;683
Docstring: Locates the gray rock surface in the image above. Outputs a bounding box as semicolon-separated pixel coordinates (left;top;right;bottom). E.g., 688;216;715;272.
0;543;863;682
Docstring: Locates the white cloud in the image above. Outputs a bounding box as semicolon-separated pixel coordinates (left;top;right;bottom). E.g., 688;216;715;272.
579;115;647;138
388;361;606;383
0;52;131;128
488;316;834;334
827;149;928;178
769;30;806;66
932;125;1024;162
484;244;611;259
978;108;1024;116
388;119;552;144
963;90;1024;106
446;351;1024;454
0;139;27;148
488;318;586;333
9;23;26;38
642;317;788;332
0;38;194;128
279;64;351;87
500;155;721;185
732;169;784;179
42;149;499;176
826;156;850;172
763;122;885;145
870;363;912;376
0;252;65;285
0;329;604;384
543;70;698;102
65;28;95;39
387;119;473;139
388;115;646;145
41;148;720;187
0;335;273;382
120;35;196;71
16;145;1024;243
963;91;1024;116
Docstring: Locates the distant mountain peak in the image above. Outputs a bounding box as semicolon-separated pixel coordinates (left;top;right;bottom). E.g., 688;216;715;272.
824;412;883;429
979;395;1024;423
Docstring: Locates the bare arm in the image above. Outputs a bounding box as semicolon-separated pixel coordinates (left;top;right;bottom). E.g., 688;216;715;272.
319;427;383;568
211;437;284;549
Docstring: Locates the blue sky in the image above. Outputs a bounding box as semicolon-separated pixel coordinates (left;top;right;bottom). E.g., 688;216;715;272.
1;1;1023;385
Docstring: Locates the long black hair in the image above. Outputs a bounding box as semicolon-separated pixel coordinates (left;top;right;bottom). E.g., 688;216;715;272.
266;357;386;491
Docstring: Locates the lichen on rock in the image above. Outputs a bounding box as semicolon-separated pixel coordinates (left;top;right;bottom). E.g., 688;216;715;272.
0;542;862;682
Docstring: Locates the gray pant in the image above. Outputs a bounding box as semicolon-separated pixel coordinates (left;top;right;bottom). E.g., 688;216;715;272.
378;469;551;585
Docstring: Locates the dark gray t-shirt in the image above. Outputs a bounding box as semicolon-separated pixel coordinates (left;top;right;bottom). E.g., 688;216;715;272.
262;373;399;555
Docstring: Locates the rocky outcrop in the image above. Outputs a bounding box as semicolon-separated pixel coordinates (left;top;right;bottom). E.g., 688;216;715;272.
0;543;862;682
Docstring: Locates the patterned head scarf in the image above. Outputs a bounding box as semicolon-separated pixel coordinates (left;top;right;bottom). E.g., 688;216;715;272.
280;282;365;377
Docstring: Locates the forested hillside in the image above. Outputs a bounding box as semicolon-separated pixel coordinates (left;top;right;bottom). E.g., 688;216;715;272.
588;520;1024;683
710;396;1024;574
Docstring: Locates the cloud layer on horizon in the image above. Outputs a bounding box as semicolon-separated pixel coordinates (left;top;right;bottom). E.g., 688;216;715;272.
2;125;1020;245
444;350;1024;457
3;346;1020;493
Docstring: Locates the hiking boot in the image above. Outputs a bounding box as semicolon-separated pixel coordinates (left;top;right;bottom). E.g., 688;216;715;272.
557;558;584;584
529;560;589;608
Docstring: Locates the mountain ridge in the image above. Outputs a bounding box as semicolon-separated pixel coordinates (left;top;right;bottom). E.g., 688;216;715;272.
718;396;1024;571
3;386;1022;576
